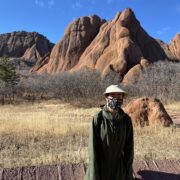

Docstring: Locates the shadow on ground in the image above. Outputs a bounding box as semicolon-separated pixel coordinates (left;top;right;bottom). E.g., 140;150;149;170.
135;170;180;180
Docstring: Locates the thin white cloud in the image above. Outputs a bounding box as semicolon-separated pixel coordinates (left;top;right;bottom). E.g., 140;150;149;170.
157;27;170;35
72;1;83;10
48;0;55;8
107;0;113;4
91;0;96;5
35;0;55;8
35;0;45;7
177;5;180;13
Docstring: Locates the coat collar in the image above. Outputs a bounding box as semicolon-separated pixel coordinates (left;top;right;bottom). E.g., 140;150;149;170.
102;104;125;122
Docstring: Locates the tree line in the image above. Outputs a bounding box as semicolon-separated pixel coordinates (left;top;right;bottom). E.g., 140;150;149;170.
0;57;179;106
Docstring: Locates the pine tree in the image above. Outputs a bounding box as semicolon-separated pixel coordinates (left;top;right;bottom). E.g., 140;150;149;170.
0;57;20;103
0;57;19;86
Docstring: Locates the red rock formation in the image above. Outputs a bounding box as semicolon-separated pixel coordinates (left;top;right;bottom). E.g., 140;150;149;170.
71;9;141;75
30;53;50;73
71;8;170;83
22;44;41;62
36;15;105;74
156;39;174;60
124;97;173;127
0;31;54;63
0;31;54;75
34;8;171;85
169;34;180;61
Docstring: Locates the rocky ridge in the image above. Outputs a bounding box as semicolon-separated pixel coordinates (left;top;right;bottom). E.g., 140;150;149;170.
31;8;180;84
169;34;180;61
0;31;54;74
1;8;180;82
31;15;105;73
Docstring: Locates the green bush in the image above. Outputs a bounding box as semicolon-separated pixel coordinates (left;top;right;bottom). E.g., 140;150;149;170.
0;57;20;104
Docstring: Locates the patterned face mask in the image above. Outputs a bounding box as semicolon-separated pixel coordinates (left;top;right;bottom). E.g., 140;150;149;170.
107;98;123;110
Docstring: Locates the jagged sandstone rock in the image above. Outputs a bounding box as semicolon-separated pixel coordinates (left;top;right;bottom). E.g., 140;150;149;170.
72;9;145;76
169;34;180;61
0;31;54;65
30;53;51;73
124;97;173;127
1;9;179;84
72;8;169;82
0;31;54;75
156;39;174;60
33;8;172;85
36;15;105;74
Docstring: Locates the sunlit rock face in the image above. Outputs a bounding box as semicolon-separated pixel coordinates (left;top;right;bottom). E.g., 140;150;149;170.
0;31;54;74
124;97;173;127
169;34;180;61
32;8;179;84
0;31;54;61
34;15;105;74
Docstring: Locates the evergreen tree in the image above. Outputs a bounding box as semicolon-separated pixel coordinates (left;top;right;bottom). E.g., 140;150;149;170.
0;57;20;104
0;57;19;87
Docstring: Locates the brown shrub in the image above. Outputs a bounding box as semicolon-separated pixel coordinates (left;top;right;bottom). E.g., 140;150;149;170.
123;61;180;104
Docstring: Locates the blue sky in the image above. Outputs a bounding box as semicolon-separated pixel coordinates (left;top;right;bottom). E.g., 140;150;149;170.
0;0;180;44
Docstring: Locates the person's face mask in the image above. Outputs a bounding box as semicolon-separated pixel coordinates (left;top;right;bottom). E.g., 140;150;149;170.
107;98;123;110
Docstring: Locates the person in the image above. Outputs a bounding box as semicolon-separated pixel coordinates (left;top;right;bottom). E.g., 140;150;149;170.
85;85;134;180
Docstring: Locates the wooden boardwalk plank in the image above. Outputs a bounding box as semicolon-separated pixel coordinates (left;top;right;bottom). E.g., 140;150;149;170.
133;161;148;179
0;168;3;180
133;160;153;180
145;160;159;172
2;168;22;180
22;166;37;180
153;160;180;180
1;161;180;180
60;164;73;180
141;161;162;180
168;160;180;174
72;164;85;180
36;165;59;180
155;160;178;173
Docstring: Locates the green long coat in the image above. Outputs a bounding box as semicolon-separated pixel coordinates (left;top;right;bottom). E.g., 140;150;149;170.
85;105;134;180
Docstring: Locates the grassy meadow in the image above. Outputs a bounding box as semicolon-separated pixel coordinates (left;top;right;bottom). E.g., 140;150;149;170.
0;100;179;168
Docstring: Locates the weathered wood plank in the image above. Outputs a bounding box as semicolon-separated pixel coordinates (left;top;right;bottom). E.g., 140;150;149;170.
155;160;179;174
60;164;73;180
1;161;180;180
145;160;158;172
168;160;180;174
36;165;59;180
0;168;3;180
2;168;22;180
152;160;180;180
133;160;153;180
22;166;37;180
72;164;85;180
165;160;180;174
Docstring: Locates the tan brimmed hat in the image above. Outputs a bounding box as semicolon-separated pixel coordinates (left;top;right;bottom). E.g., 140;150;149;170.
104;85;127;95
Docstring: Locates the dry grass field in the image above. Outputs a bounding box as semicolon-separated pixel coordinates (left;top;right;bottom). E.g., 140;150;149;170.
0;100;179;168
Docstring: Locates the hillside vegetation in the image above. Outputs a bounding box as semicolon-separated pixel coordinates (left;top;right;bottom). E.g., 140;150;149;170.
0;60;180;106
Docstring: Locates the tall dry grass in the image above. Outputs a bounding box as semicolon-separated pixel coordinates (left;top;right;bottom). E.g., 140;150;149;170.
0;101;179;168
